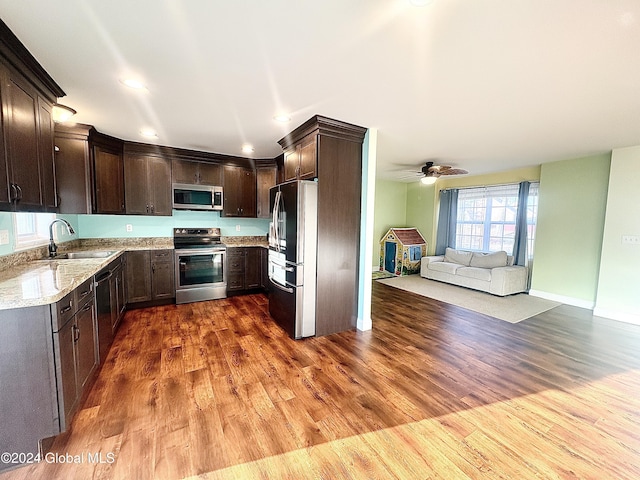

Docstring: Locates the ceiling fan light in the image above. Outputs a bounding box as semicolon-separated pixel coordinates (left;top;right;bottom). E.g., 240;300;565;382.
420;176;437;185
52;103;77;123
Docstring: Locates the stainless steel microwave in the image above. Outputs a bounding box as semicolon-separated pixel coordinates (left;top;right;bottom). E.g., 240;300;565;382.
172;183;223;211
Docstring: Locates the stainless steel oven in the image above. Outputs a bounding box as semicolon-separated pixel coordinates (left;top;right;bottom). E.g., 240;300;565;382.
174;228;226;304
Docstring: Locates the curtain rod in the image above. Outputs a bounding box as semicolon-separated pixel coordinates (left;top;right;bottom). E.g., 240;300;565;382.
439;179;540;192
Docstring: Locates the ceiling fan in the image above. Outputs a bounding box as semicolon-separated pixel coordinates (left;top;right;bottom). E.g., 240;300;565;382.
418;161;468;184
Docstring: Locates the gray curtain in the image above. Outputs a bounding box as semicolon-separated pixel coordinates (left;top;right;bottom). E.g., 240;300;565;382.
435;189;458;255
512;181;530;266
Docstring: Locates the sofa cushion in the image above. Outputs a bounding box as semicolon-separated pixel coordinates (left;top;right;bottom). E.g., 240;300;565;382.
456;266;493;282
470;251;508;268
444;248;473;266
428;261;463;275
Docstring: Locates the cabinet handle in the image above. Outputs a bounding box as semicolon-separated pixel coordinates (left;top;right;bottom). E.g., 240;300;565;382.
56;194;62;207
60;303;73;315
81;303;92;312
16;184;23;200
146;204;149;213
9;184;18;202
78;289;91;299
150;204;155;214
73;325;80;343
152;264;155;273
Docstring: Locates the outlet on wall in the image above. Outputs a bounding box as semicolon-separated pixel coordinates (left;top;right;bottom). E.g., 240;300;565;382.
236;225;241;232
126;224;133;232
622;235;640;245
0;229;9;245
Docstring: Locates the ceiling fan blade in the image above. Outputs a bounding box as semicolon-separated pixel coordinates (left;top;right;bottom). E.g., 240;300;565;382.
439;168;468;175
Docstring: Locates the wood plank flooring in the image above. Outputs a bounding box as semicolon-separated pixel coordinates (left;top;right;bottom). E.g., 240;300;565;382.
2;281;640;479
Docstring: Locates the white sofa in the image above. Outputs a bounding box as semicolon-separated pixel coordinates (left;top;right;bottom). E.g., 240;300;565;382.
420;248;528;296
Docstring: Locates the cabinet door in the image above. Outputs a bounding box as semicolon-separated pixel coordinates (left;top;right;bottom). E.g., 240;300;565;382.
148;157;172;215
226;248;245;291
124;154;149;214
37;97;57;210
260;247;270;291
74;301;97;390
152;259;175;300
298;135;317;180
283;148;299;183
222;166;242;216
244;247;261;289
240;168;257;217
115;265;126;320
93;145;124;214
55;320;77;427
54;128;91;214
172;159;199;184
126;250;152;303
197;162;222;185
256;166;277;218
4;69;42;209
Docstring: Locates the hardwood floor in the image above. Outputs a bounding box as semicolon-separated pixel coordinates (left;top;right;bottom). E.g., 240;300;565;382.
2;281;640;479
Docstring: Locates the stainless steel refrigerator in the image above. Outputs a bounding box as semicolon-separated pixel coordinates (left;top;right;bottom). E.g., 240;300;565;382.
268;180;318;339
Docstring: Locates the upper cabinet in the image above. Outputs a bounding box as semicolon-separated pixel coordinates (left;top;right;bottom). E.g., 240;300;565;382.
222;165;256;217
89;130;125;215
172;159;221;186
124;144;172;216
256;164;277;218
283;135;317;182
0;20;65;212
54;124;92;214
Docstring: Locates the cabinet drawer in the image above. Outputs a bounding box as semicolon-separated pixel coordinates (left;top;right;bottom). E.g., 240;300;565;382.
227;272;244;291
227;253;244;272
51;290;75;331
75;278;94;309
152;249;173;262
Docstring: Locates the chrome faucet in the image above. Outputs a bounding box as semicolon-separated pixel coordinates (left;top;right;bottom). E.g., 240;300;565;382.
48;219;76;257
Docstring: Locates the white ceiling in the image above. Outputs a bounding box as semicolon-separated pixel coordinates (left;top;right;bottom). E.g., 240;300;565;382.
1;0;639;181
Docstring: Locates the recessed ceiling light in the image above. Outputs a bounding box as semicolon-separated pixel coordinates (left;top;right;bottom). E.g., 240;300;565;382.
140;128;158;139
120;78;147;90
242;144;255;154
273;114;291;123
410;0;434;6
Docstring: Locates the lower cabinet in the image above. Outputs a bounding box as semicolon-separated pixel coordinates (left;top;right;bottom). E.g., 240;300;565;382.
227;247;262;294
126;249;175;306
51;278;98;431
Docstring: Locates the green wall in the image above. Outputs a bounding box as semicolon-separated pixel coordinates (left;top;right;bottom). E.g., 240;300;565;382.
529;154;610;305
595;146;640;322
372;179;408;266
406;182;437;254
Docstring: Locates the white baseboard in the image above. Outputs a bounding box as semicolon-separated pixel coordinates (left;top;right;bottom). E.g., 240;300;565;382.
593;307;640;325
357;316;372;331
528;289;595;310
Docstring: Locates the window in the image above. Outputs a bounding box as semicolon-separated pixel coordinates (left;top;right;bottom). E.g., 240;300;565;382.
455;183;539;256
13;212;56;250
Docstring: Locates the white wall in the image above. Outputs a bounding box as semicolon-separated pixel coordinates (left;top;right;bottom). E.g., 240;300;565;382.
594;146;640;324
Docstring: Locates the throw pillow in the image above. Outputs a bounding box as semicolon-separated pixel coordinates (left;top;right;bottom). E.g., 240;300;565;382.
470;251;508;268
443;248;473;266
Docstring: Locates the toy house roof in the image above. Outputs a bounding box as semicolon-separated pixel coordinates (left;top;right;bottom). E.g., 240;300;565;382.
381;228;426;246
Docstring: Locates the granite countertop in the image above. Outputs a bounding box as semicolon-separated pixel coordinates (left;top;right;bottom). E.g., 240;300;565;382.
0;249;126;311
0;235;267;311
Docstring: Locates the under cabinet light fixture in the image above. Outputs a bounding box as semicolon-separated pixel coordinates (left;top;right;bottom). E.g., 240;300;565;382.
52;103;77;123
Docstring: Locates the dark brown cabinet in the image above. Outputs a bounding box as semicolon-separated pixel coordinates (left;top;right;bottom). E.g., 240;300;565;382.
90;131;125;214
54;124;92;214
51;278;98;431
256;165;277;218
126;249;175;305
124;153;172;215
283;134;317;182
172;159;221;185
278;115;366;337
223;165;256;217
227;247;262;293
0;64;58;211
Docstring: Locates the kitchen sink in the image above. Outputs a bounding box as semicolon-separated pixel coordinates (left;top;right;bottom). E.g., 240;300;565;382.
48;250;117;260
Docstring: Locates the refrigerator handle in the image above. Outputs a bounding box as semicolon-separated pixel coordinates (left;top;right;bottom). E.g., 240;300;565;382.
272;191;281;252
269;277;294;294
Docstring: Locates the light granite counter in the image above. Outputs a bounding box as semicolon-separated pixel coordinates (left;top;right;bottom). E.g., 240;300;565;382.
0;236;267;311
0;250;125;311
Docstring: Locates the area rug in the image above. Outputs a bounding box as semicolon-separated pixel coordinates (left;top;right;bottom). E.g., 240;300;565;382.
372;270;395;280
377;275;561;323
